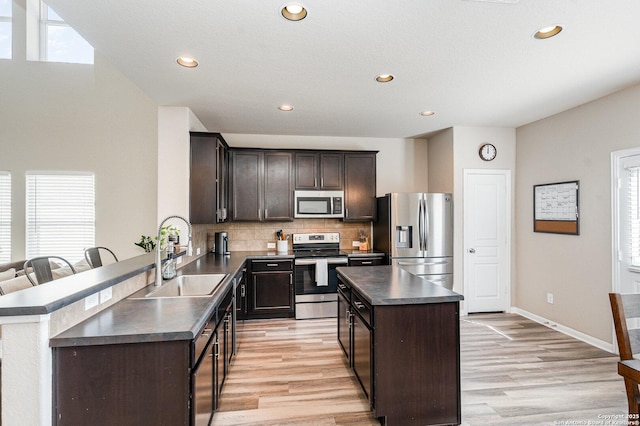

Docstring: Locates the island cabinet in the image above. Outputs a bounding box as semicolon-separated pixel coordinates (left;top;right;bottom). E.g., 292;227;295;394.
344;152;377;222
230;150;294;222
294;152;343;190
52;285;236;426
246;259;294;319
337;268;462;426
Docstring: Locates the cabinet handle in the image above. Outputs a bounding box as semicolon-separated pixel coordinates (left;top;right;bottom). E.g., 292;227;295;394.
346;308;351;327
215;338;220;359
314;178;317;187
266;263;278;267
258;209;261;220
265;209;268;219
241;283;245;297
321;177;324;188
361;261;372;265
338;283;347;291
354;301;365;310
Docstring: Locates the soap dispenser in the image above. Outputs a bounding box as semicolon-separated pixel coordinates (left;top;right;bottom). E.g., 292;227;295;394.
163;243;177;280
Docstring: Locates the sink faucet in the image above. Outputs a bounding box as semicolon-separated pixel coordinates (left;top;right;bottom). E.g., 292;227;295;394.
155;215;193;287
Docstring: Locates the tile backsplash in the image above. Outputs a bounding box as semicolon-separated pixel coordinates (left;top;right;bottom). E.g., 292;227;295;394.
199;220;372;252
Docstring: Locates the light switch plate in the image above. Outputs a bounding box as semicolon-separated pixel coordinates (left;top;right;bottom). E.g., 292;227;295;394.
352;241;360;247
196;247;201;255
267;242;276;249
546;293;554;304
176;256;183;265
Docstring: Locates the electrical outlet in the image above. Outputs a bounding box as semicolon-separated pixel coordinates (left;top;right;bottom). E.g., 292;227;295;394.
176;256;183;265
99;287;112;304
267;242;276;249
352;241;360;247
85;293;99;310
547;293;554;304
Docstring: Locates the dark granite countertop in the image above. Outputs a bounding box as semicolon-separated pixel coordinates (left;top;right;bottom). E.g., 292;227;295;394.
50;251;292;347
336;265;463;306
0;253;159;316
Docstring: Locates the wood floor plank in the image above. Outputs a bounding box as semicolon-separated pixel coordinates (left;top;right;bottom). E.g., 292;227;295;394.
212;314;629;426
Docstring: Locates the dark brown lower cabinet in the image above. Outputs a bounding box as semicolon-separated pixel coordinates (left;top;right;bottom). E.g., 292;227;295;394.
338;276;461;426
246;260;294;319
54;287;236;426
53;340;191;426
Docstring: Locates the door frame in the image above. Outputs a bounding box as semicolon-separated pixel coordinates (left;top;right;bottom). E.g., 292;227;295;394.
611;147;640;296
463;169;512;315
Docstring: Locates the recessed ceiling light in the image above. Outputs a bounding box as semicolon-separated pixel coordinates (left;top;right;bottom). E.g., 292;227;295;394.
279;105;294;111
177;57;198;68
419;111;435;117
376;74;394;83
281;3;307;21
533;25;563;39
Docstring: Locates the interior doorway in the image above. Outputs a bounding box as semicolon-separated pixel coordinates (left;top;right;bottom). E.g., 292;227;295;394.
463;169;511;313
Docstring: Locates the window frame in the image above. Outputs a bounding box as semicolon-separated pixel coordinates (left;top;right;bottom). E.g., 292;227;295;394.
38;0;93;64
0;0;11;60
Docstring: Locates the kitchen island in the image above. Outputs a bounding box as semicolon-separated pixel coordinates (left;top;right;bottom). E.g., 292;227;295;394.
0;250;292;426
336;265;464;426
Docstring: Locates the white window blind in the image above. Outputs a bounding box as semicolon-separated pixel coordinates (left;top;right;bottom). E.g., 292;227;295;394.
0;172;10;263
629;167;640;267
26;172;95;263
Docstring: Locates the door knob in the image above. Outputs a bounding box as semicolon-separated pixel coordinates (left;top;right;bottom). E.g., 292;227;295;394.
468;248;476;253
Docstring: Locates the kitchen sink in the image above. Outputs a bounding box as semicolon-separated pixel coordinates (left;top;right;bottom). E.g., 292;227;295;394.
144;274;228;298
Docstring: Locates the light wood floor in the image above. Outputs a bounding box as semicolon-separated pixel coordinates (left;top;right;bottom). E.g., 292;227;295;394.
212;313;627;426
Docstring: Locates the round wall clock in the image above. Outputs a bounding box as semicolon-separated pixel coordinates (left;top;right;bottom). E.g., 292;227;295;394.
479;143;497;161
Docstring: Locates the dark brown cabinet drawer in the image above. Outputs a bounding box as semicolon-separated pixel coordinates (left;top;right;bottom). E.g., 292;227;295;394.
348;256;384;267
250;259;293;272
352;291;371;326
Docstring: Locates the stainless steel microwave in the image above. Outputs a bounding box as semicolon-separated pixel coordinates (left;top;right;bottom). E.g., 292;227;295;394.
294;190;344;218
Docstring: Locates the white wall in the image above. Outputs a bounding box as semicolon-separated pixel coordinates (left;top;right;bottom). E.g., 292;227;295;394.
223;134;428;195
428;128;454;193
516;83;640;343
451;127;517;299
0;50;158;261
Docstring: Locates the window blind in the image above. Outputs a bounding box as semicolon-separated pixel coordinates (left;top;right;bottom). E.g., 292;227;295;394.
0;172;10;263
26;172;95;263
629;167;640;267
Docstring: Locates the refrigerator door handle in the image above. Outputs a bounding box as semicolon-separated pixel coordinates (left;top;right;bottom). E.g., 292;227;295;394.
397;261;449;266
423;198;429;253
418;199;425;251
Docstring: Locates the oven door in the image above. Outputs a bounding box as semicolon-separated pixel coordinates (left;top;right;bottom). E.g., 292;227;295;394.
294;257;348;295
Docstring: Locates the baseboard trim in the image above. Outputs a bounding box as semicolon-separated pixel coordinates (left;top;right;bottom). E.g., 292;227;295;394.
509;307;614;354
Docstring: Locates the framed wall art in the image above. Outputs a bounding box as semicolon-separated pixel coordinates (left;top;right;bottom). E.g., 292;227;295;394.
533;180;579;235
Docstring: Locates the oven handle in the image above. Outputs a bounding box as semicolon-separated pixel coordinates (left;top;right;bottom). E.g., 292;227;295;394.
295;258;348;266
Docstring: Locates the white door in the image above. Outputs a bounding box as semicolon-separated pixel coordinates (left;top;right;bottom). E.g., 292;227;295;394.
612;148;640;296
464;170;510;313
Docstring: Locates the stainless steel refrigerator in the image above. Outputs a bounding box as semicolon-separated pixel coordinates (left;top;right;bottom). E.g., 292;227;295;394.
373;193;453;289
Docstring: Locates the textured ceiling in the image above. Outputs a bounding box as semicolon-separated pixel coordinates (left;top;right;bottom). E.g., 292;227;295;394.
46;0;640;138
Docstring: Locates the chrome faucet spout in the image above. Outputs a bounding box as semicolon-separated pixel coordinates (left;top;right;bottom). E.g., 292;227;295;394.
155;215;193;287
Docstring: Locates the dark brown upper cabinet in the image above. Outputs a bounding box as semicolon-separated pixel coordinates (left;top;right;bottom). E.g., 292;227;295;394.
295;152;343;190
230;150;294;222
344;152;377;222
190;132;229;224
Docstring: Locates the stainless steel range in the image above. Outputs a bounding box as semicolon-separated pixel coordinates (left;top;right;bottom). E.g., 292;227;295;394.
293;232;348;319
